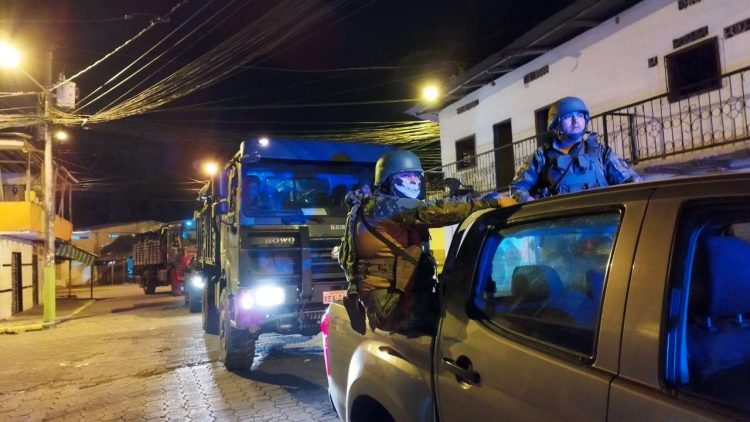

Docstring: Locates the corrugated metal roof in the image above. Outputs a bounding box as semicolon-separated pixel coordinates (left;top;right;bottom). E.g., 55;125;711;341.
55;240;97;265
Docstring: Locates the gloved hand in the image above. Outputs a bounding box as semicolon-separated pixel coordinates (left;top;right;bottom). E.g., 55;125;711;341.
481;191;501;201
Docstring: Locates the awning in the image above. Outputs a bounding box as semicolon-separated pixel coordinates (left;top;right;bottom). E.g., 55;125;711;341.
55;241;97;266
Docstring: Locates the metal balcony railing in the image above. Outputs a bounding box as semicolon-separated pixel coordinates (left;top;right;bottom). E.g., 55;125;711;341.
426;66;750;199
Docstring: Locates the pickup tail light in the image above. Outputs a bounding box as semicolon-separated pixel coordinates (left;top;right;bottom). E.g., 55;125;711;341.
321;311;332;376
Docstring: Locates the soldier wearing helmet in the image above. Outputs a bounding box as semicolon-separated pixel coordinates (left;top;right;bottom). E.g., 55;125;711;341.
339;150;514;334
510;96;641;202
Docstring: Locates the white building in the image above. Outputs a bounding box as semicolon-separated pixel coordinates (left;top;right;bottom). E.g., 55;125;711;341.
417;0;750;195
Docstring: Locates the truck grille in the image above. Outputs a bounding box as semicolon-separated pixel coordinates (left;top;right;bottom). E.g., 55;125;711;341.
309;237;345;282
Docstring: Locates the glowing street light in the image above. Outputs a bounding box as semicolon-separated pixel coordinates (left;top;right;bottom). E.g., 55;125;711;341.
54;130;69;142
421;83;440;103
0;42;21;69
258;137;270;147
202;161;219;177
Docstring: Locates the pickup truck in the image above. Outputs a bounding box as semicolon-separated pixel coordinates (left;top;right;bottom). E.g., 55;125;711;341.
322;172;750;421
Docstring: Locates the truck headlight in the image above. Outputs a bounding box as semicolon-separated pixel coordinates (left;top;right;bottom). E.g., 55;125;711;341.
238;290;255;310
254;285;285;307
190;275;205;289
236;285;285;310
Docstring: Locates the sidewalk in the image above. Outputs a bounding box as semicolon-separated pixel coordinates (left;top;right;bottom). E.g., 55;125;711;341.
0;293;95;334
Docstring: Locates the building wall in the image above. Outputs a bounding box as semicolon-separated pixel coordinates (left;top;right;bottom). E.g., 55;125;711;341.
438;0;750;165
72;221;162;256
0;237;39;320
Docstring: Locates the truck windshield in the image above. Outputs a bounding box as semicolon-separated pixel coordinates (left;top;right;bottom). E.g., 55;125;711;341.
242;163;373;215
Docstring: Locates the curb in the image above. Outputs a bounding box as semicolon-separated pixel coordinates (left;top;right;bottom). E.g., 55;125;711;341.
0;299;96;334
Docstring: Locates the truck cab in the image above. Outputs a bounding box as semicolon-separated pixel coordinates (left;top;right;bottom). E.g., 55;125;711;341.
196;138;392;370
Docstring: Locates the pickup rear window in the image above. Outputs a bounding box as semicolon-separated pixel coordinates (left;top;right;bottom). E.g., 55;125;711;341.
666;202;750;415
471;212;620;357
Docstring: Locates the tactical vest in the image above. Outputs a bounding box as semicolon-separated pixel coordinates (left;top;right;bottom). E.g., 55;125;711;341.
542;139;609;196
339;194;436;295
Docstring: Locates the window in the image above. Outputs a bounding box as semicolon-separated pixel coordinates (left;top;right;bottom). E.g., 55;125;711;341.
666;37;721;102
665;202;750;415
455;135;476;170
471;212;620;356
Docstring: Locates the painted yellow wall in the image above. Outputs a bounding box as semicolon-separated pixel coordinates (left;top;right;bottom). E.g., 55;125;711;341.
429;227;447;273
0;202;72;241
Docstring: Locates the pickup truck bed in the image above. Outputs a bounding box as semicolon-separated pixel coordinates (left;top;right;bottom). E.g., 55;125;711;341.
325;301;433;422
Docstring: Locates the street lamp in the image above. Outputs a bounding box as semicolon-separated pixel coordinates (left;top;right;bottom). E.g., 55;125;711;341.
0;42;21;68
54;130;69;142
202;161;219;177
0;41;57;323
421;83;440;104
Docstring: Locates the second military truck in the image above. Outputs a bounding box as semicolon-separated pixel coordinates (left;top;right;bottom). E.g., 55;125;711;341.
132;221;195;295
194;138;391;370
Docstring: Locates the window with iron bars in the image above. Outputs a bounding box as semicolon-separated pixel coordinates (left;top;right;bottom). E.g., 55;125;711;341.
455;135;477;170
666;37;721;102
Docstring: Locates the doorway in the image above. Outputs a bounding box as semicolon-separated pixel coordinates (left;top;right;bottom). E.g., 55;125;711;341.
493;119;514;190
32;254;39;305
535;106;551;147
11;252;23;314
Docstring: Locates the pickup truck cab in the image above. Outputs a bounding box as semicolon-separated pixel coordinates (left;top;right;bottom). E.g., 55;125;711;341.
323;172;750;421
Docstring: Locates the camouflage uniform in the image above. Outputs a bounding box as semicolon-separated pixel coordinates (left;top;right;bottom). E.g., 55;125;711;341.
340;190;513;333
510;133;642;202
510;96;641;202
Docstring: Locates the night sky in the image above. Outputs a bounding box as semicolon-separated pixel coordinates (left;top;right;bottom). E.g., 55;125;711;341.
0;0;569;227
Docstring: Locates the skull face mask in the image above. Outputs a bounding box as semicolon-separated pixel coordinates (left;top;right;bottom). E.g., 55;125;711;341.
391;171;422;199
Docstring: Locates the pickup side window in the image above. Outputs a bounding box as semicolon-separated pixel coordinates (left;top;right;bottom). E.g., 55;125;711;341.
471;212;620;357
666;202;750;415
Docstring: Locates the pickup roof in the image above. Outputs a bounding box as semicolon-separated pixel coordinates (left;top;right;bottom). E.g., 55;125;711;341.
323;172;750;421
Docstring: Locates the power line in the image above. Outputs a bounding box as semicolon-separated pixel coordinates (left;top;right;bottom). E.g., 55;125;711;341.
53;0;189;91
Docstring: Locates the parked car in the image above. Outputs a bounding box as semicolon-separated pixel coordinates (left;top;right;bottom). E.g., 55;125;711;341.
323;172;750;421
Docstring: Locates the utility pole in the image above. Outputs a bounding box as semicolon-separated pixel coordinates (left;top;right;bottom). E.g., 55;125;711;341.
42;49;55;323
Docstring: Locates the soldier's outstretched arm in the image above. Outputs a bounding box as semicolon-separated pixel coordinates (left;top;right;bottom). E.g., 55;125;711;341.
392;196;516;228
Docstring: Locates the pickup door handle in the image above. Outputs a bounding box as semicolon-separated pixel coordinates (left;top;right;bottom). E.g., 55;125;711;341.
441;357;480;385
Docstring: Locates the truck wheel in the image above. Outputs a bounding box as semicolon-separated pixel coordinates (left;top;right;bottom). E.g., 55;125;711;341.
143;270;156;294
202;284;219;334
219;305;256;371
188;287;202;313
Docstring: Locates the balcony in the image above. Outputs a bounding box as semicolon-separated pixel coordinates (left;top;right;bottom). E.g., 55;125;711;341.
0;133;77;240
0;201;72;241
426;65;750;198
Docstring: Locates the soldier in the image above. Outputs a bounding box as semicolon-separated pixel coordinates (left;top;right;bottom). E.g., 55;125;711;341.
339;150;515;335
510;96;641;202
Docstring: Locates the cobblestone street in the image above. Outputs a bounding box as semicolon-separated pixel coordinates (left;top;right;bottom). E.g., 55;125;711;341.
0;285;337;422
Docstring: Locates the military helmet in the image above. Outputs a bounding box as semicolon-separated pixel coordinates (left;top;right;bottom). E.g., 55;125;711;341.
547;96;590;132
374;150;423;186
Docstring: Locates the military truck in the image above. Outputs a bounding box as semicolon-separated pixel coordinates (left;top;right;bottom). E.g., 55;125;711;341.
194;138;391;370
132;222;196;295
